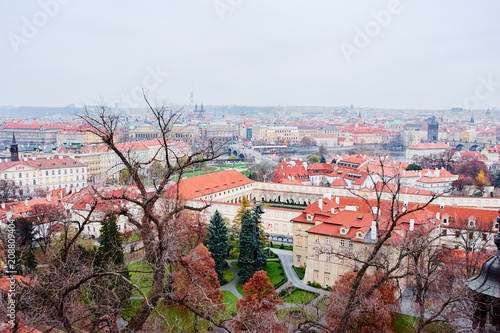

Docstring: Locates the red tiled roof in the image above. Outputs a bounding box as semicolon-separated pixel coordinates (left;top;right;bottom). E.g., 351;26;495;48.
0;157;86;171
407;143;451;149
174;170;254;199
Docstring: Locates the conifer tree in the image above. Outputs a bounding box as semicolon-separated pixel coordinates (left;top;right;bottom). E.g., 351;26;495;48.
238;205;267;284
23;243;37;273
208;210;228;284
231;196;250;238
94;214;130;305
238;209;255;284
95;214;124;267
252;205;267;271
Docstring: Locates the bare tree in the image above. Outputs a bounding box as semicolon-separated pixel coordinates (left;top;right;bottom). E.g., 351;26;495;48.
0;179;17;202
314;163;440;332
79;95;228;331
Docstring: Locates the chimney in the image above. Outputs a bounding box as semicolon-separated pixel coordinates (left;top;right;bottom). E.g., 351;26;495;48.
410;219;415;231
47;192;51;202
25;199;28;207
1;202;4;209
33;157;36;161
436;212;440;220
318;199;323;210
335;196;340;204
6;211;12;221
371;221;377;241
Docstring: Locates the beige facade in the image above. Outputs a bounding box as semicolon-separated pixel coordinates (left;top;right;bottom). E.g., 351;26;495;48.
252;125;299;144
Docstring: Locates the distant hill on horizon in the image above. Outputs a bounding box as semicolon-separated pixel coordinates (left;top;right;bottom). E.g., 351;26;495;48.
0;106;79;118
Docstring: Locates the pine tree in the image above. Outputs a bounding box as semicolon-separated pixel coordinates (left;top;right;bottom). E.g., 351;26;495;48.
238;209;256;284
238;205;267;284
252;205;267;271
93;214;131;305
22;243;37;273
231;196;250;238
208;210;228;284
95;214;124;267
320;156;327;163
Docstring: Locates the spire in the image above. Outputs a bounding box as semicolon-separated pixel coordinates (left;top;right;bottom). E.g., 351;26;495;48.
195;103;198;111
10;132;19;162
201;103;204;111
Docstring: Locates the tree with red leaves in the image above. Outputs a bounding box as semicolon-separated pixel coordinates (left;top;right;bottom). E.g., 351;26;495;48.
173;244;225;332
233;270;284;333
325;271;398;333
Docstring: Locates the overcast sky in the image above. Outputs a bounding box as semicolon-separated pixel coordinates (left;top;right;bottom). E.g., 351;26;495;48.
1;1;499;109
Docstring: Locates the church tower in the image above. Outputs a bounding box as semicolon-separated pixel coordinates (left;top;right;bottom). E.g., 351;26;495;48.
10;132;19;162
427;116;439;142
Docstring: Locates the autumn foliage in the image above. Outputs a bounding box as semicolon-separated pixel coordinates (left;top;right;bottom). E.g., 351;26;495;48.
326;272;398;333
233;270;284;333
173;244;225;314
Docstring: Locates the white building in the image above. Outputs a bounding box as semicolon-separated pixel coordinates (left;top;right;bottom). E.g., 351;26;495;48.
405;142;451;161
0;156;88;194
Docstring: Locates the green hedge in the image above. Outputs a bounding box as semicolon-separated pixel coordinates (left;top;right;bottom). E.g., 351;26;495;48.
292;265;305;279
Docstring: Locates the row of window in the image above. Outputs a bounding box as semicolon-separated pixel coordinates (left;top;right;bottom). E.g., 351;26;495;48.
3;168;85;179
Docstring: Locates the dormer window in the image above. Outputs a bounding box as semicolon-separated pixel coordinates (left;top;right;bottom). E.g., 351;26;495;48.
356;232;363;239
340;227;347;235
306;214;313;221
442;218;448;225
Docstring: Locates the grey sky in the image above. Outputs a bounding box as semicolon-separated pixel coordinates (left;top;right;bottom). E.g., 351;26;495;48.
1;0;499;109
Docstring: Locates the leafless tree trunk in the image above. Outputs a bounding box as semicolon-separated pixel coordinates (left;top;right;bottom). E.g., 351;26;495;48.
79;94;228;332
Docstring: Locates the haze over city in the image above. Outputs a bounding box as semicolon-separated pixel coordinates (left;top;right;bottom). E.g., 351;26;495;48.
2;0;500;109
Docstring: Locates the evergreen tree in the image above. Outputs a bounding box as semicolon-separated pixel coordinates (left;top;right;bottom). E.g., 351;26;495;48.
320;156;327;163
93;214;131;305
230;196;250;239
95;214;124;267
493;173;500;188
251;205;267;270
207;210;228;284
22;243;37;273
238;209;256;284
238;205;267;284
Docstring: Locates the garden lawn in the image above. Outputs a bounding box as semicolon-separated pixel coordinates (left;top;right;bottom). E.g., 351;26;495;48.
277;307;316;324
223;267;234;284
282;288;317;304
392;313;453;333
271;244;293;251
122;299;144;321
223;291;239;315
262;261;285;287
128;261;153;297
292;265;305;279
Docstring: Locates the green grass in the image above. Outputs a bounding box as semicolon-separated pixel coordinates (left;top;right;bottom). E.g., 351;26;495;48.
270;244;293;251
292;265;305;279
223;291;239;316
392;313;454;333
282;288;318;304
122;299;144;321
235;281;247;297
317;295;329;312
128;261;153;297
228;248;239;260
262;261;286;287
223;267;234;284
277;307;316;324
